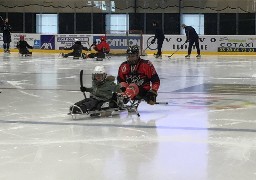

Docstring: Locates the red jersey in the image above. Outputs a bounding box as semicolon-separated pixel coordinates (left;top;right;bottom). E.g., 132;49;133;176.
117;58;160;92
95;41;110;53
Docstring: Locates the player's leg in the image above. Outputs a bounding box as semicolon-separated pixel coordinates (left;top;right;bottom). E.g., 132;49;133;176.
70;98;91;114
3;43;7;52
186;40;193;58
156;39;163;58
195;39;201;58
6;42;10;53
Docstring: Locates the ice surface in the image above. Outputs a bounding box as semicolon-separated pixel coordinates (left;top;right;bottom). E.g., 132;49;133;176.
0;52;256;180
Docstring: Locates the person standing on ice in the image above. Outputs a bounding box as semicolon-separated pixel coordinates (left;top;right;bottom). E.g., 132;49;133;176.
117;45;160;105
1;18;12;53
151;21;165;58
181;24;201;59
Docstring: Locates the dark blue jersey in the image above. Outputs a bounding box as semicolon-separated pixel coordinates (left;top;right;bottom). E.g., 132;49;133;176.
184;26;199;40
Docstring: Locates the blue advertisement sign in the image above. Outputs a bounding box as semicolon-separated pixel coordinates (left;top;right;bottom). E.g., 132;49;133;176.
93;36;141;49
40;35;55;49
34;40;40;49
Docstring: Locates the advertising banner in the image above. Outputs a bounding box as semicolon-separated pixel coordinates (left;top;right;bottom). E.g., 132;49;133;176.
55;34;92;50
216;36;256;52
1;33;256;54
94;35;141;50
143;35;256;53
40;35;55;49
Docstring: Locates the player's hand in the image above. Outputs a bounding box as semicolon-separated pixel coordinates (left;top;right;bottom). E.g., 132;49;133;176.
146;90;157;105
80;86;88;92
120;87;126;92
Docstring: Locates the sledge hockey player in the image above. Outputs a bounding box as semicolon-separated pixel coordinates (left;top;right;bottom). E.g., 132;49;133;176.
69;65;122;116
1;18;12;53
16;35;33;56
181;24;201;59
62;39;88;59
117;45;160;106
88;36;110;59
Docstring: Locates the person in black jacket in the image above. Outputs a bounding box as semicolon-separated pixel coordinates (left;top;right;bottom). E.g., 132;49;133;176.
181;24;201;58
151;21;165;58
16;35;33;56
62;39;88;59
1;18;12;53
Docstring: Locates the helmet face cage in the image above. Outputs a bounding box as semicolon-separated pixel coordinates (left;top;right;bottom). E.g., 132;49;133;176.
126;45;140;64
126;45;139;55
92;66;107;84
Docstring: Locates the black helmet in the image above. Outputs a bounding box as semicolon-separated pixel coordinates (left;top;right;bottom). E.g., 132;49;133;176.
126;45;139;54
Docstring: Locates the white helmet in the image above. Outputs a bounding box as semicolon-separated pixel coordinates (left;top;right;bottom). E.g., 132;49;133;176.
92;66;107;84
93;65;105;74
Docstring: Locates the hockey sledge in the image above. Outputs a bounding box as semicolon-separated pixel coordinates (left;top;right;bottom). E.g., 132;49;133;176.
68;94;142;120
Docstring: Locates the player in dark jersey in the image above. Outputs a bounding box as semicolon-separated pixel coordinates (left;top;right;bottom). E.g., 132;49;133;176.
62;39;88;59
1;18;12;53
117;45;160;105
16;35;33;56
151;21;165;58
181;24;201;59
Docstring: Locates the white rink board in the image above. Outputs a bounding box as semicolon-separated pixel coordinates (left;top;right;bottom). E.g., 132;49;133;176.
1;33;256;53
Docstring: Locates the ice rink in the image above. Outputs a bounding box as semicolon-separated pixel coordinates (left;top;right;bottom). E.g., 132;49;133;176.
0;52;256;180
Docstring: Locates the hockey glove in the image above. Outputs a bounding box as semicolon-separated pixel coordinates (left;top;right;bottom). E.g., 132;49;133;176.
146;90;157;105
151;39;156;44
119;82;128;92
80;86;88;92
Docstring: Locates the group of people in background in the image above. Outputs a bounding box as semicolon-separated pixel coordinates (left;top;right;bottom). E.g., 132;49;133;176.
151;21;201;59
1;17;201;59
1;17;110;58
1;17;33;56
62;36;110;59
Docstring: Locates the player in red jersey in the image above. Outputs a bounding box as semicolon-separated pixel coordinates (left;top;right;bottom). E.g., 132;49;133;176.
88;36;110;59
117;45;160;105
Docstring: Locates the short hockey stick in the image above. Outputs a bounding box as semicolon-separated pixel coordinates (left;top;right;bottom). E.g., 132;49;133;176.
80;70;86;98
